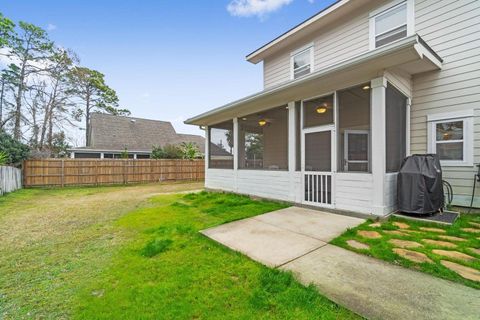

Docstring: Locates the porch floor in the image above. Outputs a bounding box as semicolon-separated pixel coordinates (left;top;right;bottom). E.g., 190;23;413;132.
201;207;480;320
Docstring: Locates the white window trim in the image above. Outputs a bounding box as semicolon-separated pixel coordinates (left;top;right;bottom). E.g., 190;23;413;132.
427;110;474;167
369;0;414;50
344;129;370;172
290;43;314;80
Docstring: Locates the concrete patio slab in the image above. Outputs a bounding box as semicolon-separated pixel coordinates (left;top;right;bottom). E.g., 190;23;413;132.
201;207;365;267
254;206;364;242
201;218;326;267
281;244;480;320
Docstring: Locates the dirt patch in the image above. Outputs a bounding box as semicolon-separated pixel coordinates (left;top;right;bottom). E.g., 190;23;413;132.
347;240;370;250
461;228;480;234
357;230;382;239
393;248;432;263
441;260;480;282
438;235;467;242
419;227;446;233
422;239;457;248
388;239;422;248
432;250;476;262
393;222;410;229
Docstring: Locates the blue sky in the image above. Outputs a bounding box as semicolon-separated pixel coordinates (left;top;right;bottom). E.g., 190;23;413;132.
2;0;336;143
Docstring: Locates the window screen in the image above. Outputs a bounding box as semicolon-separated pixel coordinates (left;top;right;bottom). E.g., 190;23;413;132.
337;84;371;172
239;105;288;170
209;121;234;169
386;84;407;172
303;94;334;128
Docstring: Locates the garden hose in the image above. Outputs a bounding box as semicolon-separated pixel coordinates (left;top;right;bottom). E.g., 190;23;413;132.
442;180;453;209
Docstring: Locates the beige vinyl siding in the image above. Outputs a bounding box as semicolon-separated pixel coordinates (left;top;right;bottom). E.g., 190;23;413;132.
411;0;480;203
262;1;393;89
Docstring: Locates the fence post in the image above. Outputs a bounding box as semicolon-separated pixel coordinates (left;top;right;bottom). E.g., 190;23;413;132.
61;159;65;187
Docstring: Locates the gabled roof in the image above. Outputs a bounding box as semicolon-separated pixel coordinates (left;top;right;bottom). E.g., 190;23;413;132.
246;0;368;64
87;113;205;152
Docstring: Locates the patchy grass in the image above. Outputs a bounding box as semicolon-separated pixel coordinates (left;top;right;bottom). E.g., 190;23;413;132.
331;214;480;289
0;186;359;319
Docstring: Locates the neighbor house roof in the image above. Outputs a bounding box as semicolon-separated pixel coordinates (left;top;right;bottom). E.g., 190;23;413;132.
74;113;205;153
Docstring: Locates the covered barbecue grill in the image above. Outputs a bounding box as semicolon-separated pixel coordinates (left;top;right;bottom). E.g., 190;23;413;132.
397;154;444;215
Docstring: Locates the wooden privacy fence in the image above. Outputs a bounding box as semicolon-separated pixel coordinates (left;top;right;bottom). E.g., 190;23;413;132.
0;166;22;195
23;159;205;187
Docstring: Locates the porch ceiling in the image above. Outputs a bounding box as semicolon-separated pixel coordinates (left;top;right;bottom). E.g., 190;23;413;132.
186;35;442;126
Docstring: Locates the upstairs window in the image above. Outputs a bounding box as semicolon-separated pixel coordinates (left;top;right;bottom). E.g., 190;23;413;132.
291;45;313;79
370;1;413;49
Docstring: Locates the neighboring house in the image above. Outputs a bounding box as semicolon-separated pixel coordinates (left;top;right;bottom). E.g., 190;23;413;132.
186;0;480;216
70;113;205;159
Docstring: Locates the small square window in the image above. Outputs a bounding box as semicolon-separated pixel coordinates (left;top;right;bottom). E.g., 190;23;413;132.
428;113;473;167
291;46;313;79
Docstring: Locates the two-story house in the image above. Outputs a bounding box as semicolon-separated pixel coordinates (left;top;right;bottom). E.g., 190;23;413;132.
186;0;479;216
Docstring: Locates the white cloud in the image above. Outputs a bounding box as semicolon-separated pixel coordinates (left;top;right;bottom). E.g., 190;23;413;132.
227;0;293;18
47;23;57;31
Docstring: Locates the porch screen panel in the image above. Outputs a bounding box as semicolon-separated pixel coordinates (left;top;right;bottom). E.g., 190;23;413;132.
337;84;371;172
209;121;234;169
303;94;334;128
239;105;288;170
386;84;407;172
305;131;331;171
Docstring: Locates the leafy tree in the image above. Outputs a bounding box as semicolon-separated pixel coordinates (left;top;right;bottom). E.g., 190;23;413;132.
50;131;70;158
5;22;54;140
0;131;29;165
151;144;182;159
0;12;14;48
69;67;130;145
180;142;202;160
0;150;7;165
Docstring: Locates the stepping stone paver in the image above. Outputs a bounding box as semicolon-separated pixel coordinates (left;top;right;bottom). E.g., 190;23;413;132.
441;260;480;282
467;248;480;256
461;228;480;234
357;230;382;239
438;235;467;242
432;250;476;262
469;222;480;228
393;248;433;263
369;222;381;228
419;227;446;233
401;229;423;234
347;240;370;250
422;239;457;248
383;230;408;236
388;239;423;248
393;222;409;229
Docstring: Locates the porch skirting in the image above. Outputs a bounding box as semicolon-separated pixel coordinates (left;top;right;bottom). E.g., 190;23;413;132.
205;169;394;216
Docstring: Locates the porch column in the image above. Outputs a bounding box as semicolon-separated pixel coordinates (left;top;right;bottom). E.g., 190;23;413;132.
287;102;297;202
406;97;411;156
371;77;387;216
204;126;209;170
233;118;239;192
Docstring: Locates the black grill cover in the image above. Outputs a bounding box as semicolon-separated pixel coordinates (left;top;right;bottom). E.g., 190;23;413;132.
397;154;444;215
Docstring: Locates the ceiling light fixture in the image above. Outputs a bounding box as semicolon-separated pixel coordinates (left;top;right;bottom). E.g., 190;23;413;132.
363;85;370;90
258;119;267;126
316;103;328;114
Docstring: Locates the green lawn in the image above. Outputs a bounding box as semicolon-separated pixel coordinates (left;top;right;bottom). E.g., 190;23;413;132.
331;214;480;289
0;184;359;319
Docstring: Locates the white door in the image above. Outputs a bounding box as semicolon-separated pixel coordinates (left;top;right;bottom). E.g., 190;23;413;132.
302;127;334;207
344;130;369;172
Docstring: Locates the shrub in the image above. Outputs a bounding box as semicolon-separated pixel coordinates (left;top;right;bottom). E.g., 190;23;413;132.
0;131;30;166
151;144;182;159
179;142;202;160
